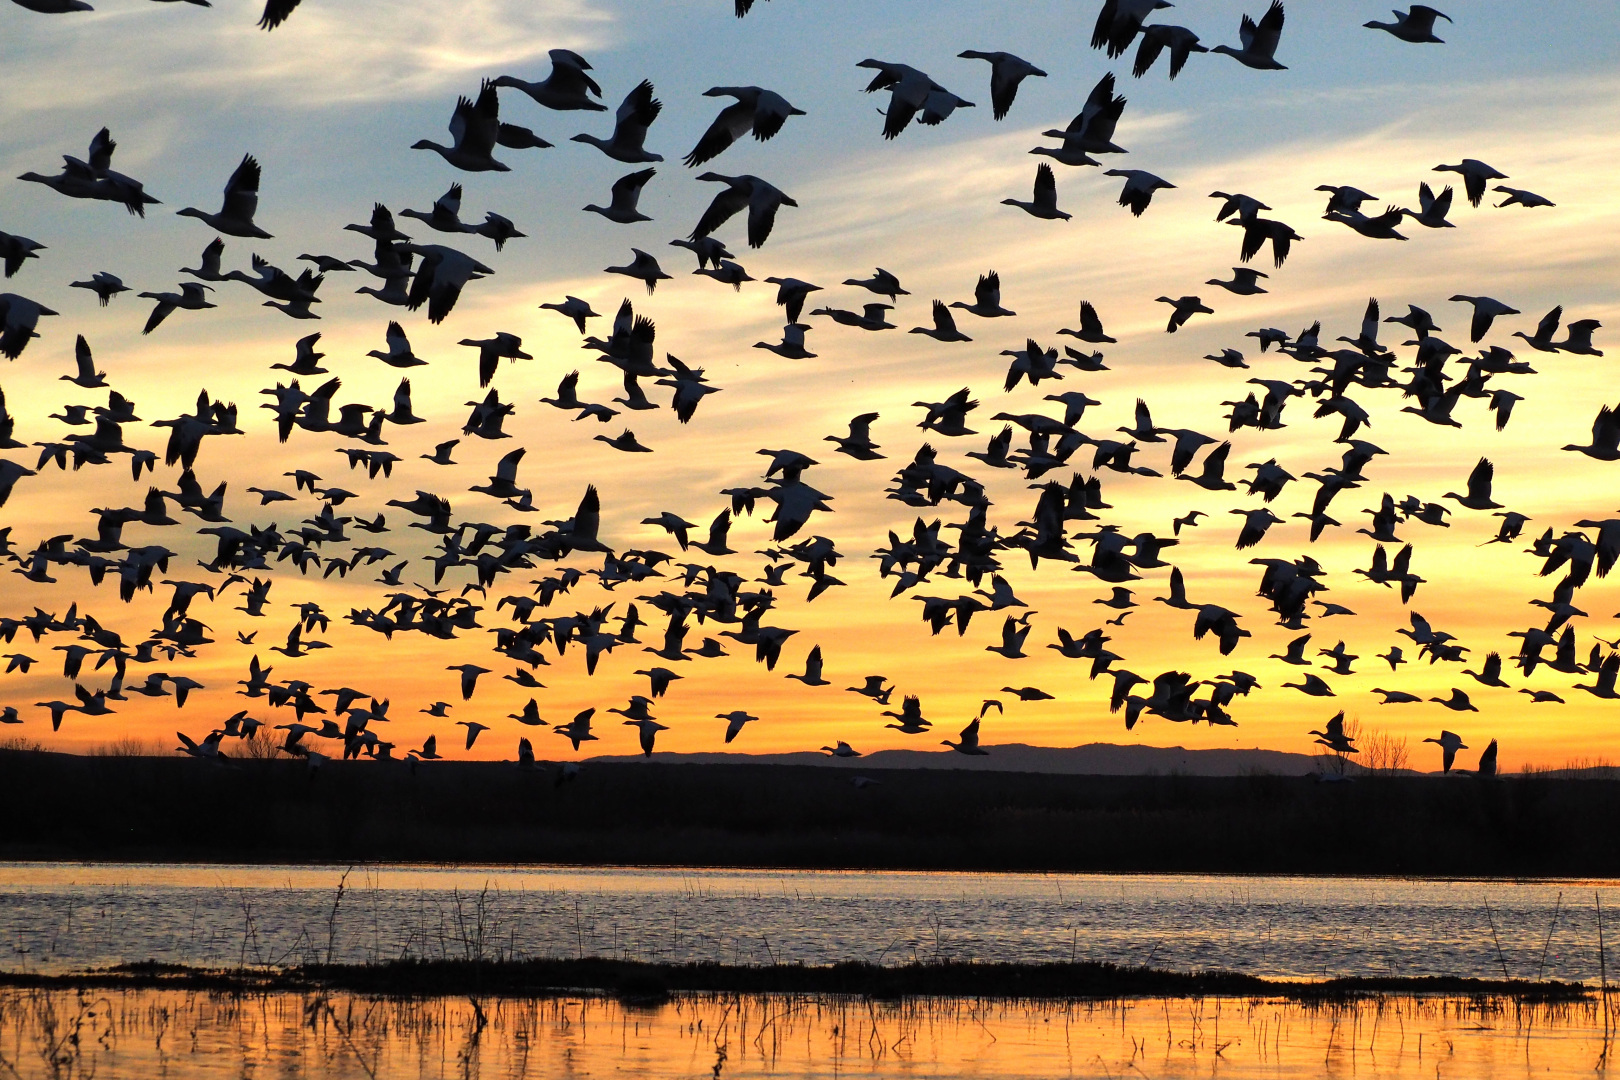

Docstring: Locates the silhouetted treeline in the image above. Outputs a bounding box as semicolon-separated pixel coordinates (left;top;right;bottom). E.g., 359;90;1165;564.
3;750;1617;875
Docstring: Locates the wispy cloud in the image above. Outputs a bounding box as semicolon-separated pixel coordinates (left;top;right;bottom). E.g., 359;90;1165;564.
0;0;616;112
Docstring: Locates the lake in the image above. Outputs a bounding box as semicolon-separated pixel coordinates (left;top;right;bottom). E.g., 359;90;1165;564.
0;863;1614;982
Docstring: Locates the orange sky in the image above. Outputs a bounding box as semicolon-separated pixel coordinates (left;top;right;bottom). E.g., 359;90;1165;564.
1;2;1618;769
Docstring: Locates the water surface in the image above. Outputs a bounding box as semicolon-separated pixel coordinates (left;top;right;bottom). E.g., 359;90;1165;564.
1;863;1613;982
0;987;1615;1079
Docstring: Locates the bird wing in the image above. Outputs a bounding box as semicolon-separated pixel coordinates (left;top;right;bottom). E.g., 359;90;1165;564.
548;49;602;94
752;90;798;140
747;181;791;248
1432;184;1454;217
880;90;922;140
1134;398;1153;434
1133;31;1167;78
74;335;96;378
573;485;601;541
614;80;662;146
610;167;656;207
987;61;1022;120
960;716;981;745
1360;297;1380;340
1468;457;1493;499
1090;0;1121;50
684;101;753;167
221;155;262;222
457;86;501;158
258;0;301;30
1594;404;1618;448
700;508;729;547
1033;163;1057;206
1533;305;1562;340
142;299;177;335
1237;220;1268;263
1254;1;1286;56
495;447;525;482
691;181;749;239
1165;31;1203;77
1079;301;1105;336
977;271;1000;307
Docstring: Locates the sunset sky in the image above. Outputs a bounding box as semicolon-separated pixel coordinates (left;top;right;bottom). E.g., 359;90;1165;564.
1;0;1618;768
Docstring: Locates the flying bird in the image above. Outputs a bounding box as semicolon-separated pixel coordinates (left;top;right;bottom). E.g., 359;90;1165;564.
1002;164;1070;220
415;80;550;172
572;79;664;163
1211;2;1288;70
492;49;607;112
857;59;975;139
177;155;272;238
957;50;1046;120
1365;6;1451;43
683;86;805;166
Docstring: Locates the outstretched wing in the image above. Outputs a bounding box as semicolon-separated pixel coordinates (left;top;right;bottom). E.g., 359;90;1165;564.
259;0;302;30
684;99;751;167
221;154;261;222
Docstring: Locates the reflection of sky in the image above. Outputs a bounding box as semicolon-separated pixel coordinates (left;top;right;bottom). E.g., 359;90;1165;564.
3;863;1617;982
1;1;1618;767
4;985;1616;1078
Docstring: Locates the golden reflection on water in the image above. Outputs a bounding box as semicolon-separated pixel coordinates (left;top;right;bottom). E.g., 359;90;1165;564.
1;989;1617;1079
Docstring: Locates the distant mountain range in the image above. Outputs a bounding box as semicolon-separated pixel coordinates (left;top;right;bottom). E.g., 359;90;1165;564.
587;742;1329;776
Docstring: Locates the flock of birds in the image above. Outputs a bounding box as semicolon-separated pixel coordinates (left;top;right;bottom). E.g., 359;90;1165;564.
0;1;1609;781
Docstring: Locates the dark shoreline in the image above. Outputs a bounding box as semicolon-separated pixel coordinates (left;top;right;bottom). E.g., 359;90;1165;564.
0;959;1596;1004
5;751;1619;875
